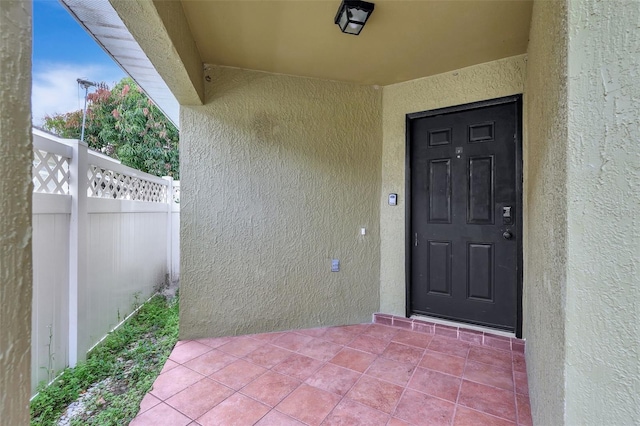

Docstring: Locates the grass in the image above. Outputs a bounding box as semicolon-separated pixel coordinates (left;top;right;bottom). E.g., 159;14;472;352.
30;293;179;425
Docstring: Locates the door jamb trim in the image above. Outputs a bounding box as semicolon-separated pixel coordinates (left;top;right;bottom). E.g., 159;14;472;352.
404;94;524;338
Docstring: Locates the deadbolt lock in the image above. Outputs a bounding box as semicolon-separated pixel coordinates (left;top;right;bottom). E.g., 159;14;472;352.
502;206;513;225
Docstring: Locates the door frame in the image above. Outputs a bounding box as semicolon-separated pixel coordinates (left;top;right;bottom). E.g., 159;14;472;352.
404;95;524;338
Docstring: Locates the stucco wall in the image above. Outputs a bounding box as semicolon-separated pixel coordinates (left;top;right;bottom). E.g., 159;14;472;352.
565;0;640;423
522;0;569;424
180;66;382;338
380;55;527;315
0;1;32;423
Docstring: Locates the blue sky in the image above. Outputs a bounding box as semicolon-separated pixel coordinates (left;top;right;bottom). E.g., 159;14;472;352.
32;0;126;125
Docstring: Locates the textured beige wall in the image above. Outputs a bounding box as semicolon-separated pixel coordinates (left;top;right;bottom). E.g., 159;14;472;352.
380;55;527;315
565;0;640;423
180;66;382;338
522;0;569;424
0;1;32;423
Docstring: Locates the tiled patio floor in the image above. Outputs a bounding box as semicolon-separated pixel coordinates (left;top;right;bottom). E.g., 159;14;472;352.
131;323;531;426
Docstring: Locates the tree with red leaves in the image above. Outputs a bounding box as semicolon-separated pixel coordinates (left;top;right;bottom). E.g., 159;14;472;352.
43;77;180;179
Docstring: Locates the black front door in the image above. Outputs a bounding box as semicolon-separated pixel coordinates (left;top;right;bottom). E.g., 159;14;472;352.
407;96;522;333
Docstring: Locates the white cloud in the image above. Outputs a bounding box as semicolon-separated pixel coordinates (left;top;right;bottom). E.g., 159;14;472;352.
31;62;125;126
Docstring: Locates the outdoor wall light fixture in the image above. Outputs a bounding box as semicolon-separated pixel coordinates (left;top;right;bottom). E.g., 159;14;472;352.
334;0;375;35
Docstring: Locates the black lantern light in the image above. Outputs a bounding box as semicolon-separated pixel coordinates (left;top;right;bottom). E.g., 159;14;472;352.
334;0;375;35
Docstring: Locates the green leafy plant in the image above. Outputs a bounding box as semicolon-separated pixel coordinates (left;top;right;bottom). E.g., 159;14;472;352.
30;294;179;425
43;78;180;179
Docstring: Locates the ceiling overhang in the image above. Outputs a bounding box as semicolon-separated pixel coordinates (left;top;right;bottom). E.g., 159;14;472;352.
61;0;533;124
60;0;206;129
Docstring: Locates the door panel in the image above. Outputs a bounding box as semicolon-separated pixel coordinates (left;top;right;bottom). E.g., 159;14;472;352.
427;241;451;296
467;243;493;301
467;156;494;224
408;97;521;332
428;159;451;223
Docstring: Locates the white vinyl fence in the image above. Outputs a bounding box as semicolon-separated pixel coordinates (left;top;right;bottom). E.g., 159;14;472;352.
31;128;180;395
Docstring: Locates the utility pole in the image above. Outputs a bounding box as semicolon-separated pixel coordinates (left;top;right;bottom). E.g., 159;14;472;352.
77;78;97;143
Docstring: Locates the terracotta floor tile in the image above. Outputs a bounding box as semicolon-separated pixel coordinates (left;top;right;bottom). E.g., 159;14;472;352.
516;393;533;426
273;353;323;380
428;336;471;359
305;362;361;396
130;402;191;426
412;321;435;335
131;324;531;426
169;341;213;364
512;341;525;353
459;330;484;345
362;324;399;341
374;316;393;326
240;371;301;407
514;370;529;396
381;342;425;365
458;380;516;422
329;348;377;373
296;327;329;338
365;357;415;387
243;344;293;368
137;393;161;415
512;352;527;373
463;360;514;391
434;324;459;339
346;375;404;414
393;389;455;426
150;365;204;400
272;332;314;351
250;332;286;342
407;367;461;402
484;335;512;351
362;324;400;342
468;346;513;369
322;398;390;425
419;350;466;377
276;384;341;426
341;324;370;335
255;410;305;425
160;359;180;374
209;359;267;390
183;349;237;376
393;318;413;330
165;378;234;419
392;330;433;349
347;335;389;355
298;338;343;361
217;336;264;357
453;406;515;426
195;336;233;349
387;418;412;426
197;393;270;426
322;326;361;345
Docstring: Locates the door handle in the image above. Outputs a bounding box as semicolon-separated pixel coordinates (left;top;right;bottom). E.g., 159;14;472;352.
503;231;513;240
415;233;419;247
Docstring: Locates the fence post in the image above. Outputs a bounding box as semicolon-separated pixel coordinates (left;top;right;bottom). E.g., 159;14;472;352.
163;176;173;285
68;140;88;367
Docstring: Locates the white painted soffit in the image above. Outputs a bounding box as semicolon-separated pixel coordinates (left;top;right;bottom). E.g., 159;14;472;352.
59;0;180;129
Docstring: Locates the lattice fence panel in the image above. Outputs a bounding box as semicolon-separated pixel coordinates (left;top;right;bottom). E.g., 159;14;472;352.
172;185;180;204
87;165;167;202
33;149;70;194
